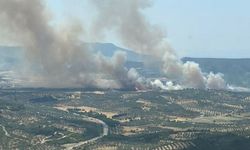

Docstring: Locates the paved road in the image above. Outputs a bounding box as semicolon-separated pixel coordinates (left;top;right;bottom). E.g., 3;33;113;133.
62;114;109;150
0;124;10;137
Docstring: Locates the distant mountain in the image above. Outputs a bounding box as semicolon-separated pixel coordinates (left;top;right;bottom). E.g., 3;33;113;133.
182;57;250;88
0;43;143;70
85;42;143;62
1;44;250;88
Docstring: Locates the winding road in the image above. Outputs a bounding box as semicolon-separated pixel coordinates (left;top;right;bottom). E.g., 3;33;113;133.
0;124;10;137
62;113;109;150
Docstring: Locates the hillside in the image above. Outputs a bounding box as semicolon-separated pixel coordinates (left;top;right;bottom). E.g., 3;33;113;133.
1;44;250;88
182;57;250;87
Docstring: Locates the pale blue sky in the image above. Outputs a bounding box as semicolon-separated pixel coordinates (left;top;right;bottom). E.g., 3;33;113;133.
45;0;250;58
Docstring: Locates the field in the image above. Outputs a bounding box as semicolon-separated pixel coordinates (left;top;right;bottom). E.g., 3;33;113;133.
1;88;250;150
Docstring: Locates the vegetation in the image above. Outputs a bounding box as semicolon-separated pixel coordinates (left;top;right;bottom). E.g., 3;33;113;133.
1;88;250;149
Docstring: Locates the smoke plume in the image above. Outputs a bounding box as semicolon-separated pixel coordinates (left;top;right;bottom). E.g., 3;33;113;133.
0;0;140;89
90;0;227;90
0;0;227;90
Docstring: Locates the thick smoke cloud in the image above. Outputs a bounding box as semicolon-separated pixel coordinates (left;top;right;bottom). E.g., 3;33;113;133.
0;0;227;90
206;72;226;89
0;0;140;89
151;79;182;90
90;0;227;90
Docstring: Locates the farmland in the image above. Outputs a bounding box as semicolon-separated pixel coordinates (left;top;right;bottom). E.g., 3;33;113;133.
0;88;250;149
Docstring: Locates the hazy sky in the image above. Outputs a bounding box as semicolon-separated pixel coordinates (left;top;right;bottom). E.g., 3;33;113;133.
46;0;250;58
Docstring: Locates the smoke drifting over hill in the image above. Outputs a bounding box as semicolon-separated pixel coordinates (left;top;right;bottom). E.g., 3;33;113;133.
0;0;141;89
0;0;226;90
90;0;226;90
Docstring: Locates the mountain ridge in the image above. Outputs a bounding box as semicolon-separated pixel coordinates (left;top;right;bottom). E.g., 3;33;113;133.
1;44;250;87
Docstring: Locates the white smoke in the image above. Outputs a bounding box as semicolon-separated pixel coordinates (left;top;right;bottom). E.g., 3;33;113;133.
90;0;227;90
206;72;226;89
151;79;182;90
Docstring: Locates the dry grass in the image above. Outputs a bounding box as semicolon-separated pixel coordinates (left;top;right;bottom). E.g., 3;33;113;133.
121;126;145;136
54;104;118;118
